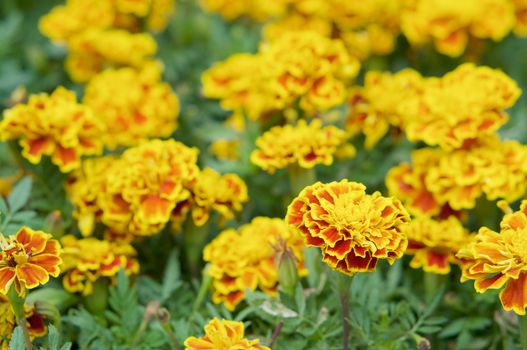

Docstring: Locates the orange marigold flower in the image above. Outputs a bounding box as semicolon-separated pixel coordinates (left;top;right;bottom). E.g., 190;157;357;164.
83;63;179;149
251;119;350;174
345;69;423;149
457;200;527;315
182;167;248;227
96;139;199;236
0;295;47;349
401;0;515;57
185;318;270;350
286;180;409;275
0;87;104;173
0;227;62;296
406;217;472;274
60;235;139;295
203;217;307;311
404;64;520;151
514;0;527;36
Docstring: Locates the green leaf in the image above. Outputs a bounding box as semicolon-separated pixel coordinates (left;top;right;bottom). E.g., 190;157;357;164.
439;319;466;338
418;325;442;334
46;324;60;349
7;176;32;213
161;248;182;302
8;326;24;350
294;283;306;316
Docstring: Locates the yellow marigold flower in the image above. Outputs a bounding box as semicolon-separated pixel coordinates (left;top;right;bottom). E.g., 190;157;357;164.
0;87;104;173
457;201;527;315
405;64;521;151
185;167;248;227
184;318;270;350
0;227;62;296
203;217;307;311
251;120;349;174
387;137;527;215
147;0;176;32
95;140;198;236
263;15;333;43
83;63;179;149
65;28;157;82
60;235;139;295
514;0;527;35
199;0;289;21
0;295;47;350
261;31;359;115
66;157;117;237
210;140;240;161
406;217;471;274
345;69;423;149
286;180;409;275
38;0;115;42
401;0;515;56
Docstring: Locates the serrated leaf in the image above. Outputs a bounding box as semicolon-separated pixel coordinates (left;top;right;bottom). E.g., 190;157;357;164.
418;325;442;334
439;319;466;338
161;248;182;302
8;327;24;350
47;324;59;349
294;283;305;316
7;176;32;213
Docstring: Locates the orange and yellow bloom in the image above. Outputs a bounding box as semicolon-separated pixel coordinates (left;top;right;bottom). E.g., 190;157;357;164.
406;217;471;274
0;227;62;296
203;217;307;310
0;87;104;173
457;200;527;315
286;180;409;275
184;318;270;350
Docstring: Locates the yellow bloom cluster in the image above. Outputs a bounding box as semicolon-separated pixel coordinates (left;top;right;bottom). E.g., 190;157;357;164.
404;64;520;151
406;217;471;274
202;31;359;120
386;137;527;216
184;318;270;350
286;180;409;275
514;0;527;35
172;167;248;228
200;0;289;21
457;201;527;315
0;295;47;350
203;217;307;311
401;0;515;57
0;87;104;173
39;0;174;82
251;120;350;174
60;235;139;295
264;0;404;60
345;69;423;149
83;63;179;149
67;140;248;238
347;64;520;150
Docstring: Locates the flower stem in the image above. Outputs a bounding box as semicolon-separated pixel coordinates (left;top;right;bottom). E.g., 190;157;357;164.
520;315;527;350
288;164;316;196
424;272;446;303
337;273;352;350
7;288;32;350
183;219;210;278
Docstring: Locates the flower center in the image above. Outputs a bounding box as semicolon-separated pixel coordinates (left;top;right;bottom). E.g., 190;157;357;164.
506;228;527;263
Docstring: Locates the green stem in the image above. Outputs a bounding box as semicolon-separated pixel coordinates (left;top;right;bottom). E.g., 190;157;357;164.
424;272;445;304
7;288;32;350
288;164;316;196
192;265;212;314
83;279;109;315
183;219;210;278
520;315;527;350
337;273;353;350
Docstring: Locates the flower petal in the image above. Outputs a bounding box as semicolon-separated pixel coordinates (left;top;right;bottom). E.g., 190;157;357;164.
16;263;49;289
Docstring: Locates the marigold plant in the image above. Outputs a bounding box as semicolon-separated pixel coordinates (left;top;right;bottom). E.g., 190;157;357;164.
286;180;409;275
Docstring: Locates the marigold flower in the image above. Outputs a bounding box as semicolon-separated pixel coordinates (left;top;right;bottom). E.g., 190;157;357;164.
0;87;104;173
406;217;471;274
96;139;199;236
60;235;139;295
286;180;409;275
404;64;520;151
387;137;527;215
184;167;248;227
210;140;240;161
251;120;349;174
514;0;527;35
199;0;289;21
184;318;270;350
0;295;47;350
203;217;307;311
83;63;179;149
0;227;62;296
65;28;157;82
345;69;423;149
457;201;527;315
401;0;515;56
